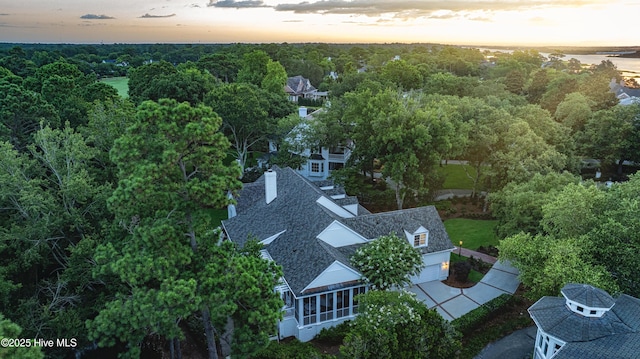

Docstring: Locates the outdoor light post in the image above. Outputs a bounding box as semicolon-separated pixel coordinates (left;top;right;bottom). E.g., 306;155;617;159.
459;241;462;256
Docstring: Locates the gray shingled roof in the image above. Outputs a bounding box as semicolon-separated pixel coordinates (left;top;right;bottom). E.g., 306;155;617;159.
222;166;453;296
285;75;317;95
554;333;640;359
342;206;455;254
528;297;624;342
529;286;640;359
334;196;359;206
222;166;341;296
562;283;615;309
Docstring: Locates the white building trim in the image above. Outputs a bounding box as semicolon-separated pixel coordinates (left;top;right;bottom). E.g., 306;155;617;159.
301;261;362;293
316;196;355;218
260;229;287;245
316;220;368;247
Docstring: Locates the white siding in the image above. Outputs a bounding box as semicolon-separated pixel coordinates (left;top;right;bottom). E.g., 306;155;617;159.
343;204;358;215
411;251;452;283
260;230;286;245
317;220;367;247
412;264;440;283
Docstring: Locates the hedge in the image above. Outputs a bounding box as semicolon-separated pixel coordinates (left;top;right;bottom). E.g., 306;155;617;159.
451;294;512;334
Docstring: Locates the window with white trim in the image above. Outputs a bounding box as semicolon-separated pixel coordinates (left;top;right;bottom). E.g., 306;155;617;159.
336;289;350;318
311;161;324;173
319;293;334;321
303;296;317;325
352;286;366;314
413;233;427;247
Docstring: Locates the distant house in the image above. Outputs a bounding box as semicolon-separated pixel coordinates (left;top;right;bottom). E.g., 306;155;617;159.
284;75;328;102
222;166;455;342
609;78;640;106
269;107;351;180
101;59;128;67
528;283;640;359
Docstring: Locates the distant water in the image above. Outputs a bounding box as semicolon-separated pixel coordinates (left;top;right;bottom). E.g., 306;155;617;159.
476;48;640;78
551;53;640;78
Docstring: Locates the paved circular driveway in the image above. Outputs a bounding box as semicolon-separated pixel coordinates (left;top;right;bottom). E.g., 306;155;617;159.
407;260;521;320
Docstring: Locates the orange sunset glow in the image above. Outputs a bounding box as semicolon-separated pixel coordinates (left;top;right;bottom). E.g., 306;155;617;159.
0;0;638;45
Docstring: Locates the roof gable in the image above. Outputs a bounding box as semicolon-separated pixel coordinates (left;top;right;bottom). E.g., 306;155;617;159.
302;261;362;294
317;220;368;248
222;166;453;295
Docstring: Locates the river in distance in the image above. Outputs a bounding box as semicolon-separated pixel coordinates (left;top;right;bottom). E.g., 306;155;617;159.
475;48;640;79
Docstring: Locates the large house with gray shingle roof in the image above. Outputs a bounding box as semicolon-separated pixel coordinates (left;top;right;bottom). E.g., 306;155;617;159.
222;166;455;341
528;283;640;359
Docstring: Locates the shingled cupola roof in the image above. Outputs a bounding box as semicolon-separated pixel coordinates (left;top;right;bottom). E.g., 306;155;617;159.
561;283;615;318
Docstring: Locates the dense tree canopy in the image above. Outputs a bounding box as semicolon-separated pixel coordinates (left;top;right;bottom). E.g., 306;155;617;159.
341;290;461;359
89;99;282;359
499;175;640;299
1;42;638;358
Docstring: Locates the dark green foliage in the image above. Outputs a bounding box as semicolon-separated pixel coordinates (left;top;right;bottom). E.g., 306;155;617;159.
314;320;351;346
250;339;330;359
127;60;178;104
0;81;60;150
451;294;512;334
0;313;44;359
453;261;472;282
0;124;111;357
127;61;217;105
458;314;533;359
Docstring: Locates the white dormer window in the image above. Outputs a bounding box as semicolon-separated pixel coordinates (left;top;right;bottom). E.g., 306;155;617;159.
405;227;429;247
311;161;324;173
413;232;427;247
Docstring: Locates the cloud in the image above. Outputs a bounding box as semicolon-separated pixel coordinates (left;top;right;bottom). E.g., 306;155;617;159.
282;19;303;22
0;13;10;16
80;14;116;20
274;0;608;17
208;0;270;8
139;13;177;18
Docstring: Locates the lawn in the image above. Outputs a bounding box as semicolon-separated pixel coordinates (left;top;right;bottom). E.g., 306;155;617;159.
444;218;499;250
100;76;129;98
438;164;477;190
202;208;227;227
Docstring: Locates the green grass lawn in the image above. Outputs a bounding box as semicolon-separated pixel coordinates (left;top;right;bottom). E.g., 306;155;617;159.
438;164;476;190
201;208;227;227
444;218;499;250
100;77;129;98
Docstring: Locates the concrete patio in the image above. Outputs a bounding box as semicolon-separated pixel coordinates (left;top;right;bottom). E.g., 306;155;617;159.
408;260;521;321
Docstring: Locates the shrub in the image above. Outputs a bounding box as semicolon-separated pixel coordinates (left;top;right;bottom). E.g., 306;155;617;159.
453;261;471;282
451;294;512;334
467;256;492;273
340;291;461;359
314;320;351;345
435;200;452;211
477;245;499;257
250;338;330;359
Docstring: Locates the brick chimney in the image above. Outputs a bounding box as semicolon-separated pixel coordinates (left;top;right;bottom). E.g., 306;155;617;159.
265;169;277;204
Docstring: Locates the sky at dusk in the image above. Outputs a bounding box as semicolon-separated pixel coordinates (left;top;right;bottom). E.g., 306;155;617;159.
0;0;638;45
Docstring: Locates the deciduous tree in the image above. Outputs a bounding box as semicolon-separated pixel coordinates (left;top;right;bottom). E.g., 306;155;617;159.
341;290;460;359
351;234;424;290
